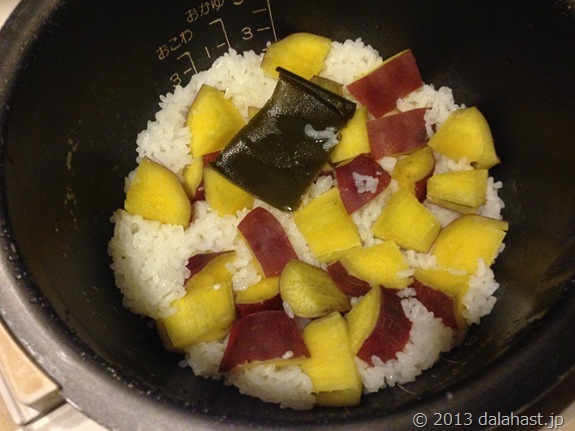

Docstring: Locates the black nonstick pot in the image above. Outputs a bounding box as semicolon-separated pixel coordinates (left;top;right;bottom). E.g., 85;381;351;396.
1;0;574;430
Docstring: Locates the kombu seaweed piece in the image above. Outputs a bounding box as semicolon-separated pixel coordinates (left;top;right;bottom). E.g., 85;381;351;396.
211;67;356;212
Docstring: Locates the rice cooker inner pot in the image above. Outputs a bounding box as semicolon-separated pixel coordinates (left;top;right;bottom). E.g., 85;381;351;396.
0;0;574;430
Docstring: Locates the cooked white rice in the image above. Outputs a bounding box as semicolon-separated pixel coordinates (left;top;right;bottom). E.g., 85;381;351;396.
108;38;507;408
227;364;315;410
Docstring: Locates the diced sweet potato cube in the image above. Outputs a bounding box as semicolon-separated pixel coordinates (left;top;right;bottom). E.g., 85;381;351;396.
335;153;392;213
413;267;471;299
414;267;470;330
411;280;459;331
293;188;361;263
235;276;280;305
124;157;192;227
183;157;204;198
186;85;246;158
330;106;370;164
187;251;237;290
347;49;423;117
235;277;283;318
203;166;254;216
238;207;298;277
372;188;441;252
338;241;412;289
234;296;283;319
367;108;428;159
301;312;362;407
260;33;332;80
355;287;412;365
219;310;309;372
346;286;381;354
427;107;500;169
431;214;509;273
280;260;350;318
185;252;228;284
159;282;235;350
159;252;237;351
327;261;371;296
427;169;488;213
392;146;435;202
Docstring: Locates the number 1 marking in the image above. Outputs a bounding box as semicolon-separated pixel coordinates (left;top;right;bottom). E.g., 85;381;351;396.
209;18;231;50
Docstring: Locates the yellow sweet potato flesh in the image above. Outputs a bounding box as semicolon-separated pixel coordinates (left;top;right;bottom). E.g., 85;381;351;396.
182;157;204;198
392;146;435;195
204;166;254;216
431;214;509;273
414;267;470;329
428;107;499;169
338;241;412;289
293;188;361;263
186;85;246;158
159;252;237;351
301;312;362;407
346;286;381;354
235;276;279;304
330;106;370;164
280;260;350;318
260;33;332;80
427;169;488;213
187;251;237;290
372;188;441;252
124;157;191;227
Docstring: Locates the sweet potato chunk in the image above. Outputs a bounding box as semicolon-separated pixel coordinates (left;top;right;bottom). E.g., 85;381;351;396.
238;207;298;277
414;267;470;330
367;108;428;159
335;153;392;213
347;49;423;117
234;276;283;318
412;280;459;331
124;158;191;227
261;33;332;80
159;252;237;351
337;241;412;289
219;310;309;372
355;287;412;365
372;188;441;252
186;85;245;158
203;166;254;216
330;106;370;164
346;286;381;354
392;146;435;202
280;260;350;318
293;188;361;262
427;169;488;213
427;107;499;169
431;214;508;273
301;312;362;407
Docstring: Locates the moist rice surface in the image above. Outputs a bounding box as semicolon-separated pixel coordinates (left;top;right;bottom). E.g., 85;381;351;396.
108;38;506;409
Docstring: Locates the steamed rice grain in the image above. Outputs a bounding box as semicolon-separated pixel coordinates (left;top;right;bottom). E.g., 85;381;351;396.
109;38;507;409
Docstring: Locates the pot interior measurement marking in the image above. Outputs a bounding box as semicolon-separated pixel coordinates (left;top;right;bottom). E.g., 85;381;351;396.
252;0;277;38
204;18;231;58
161;0;278;88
